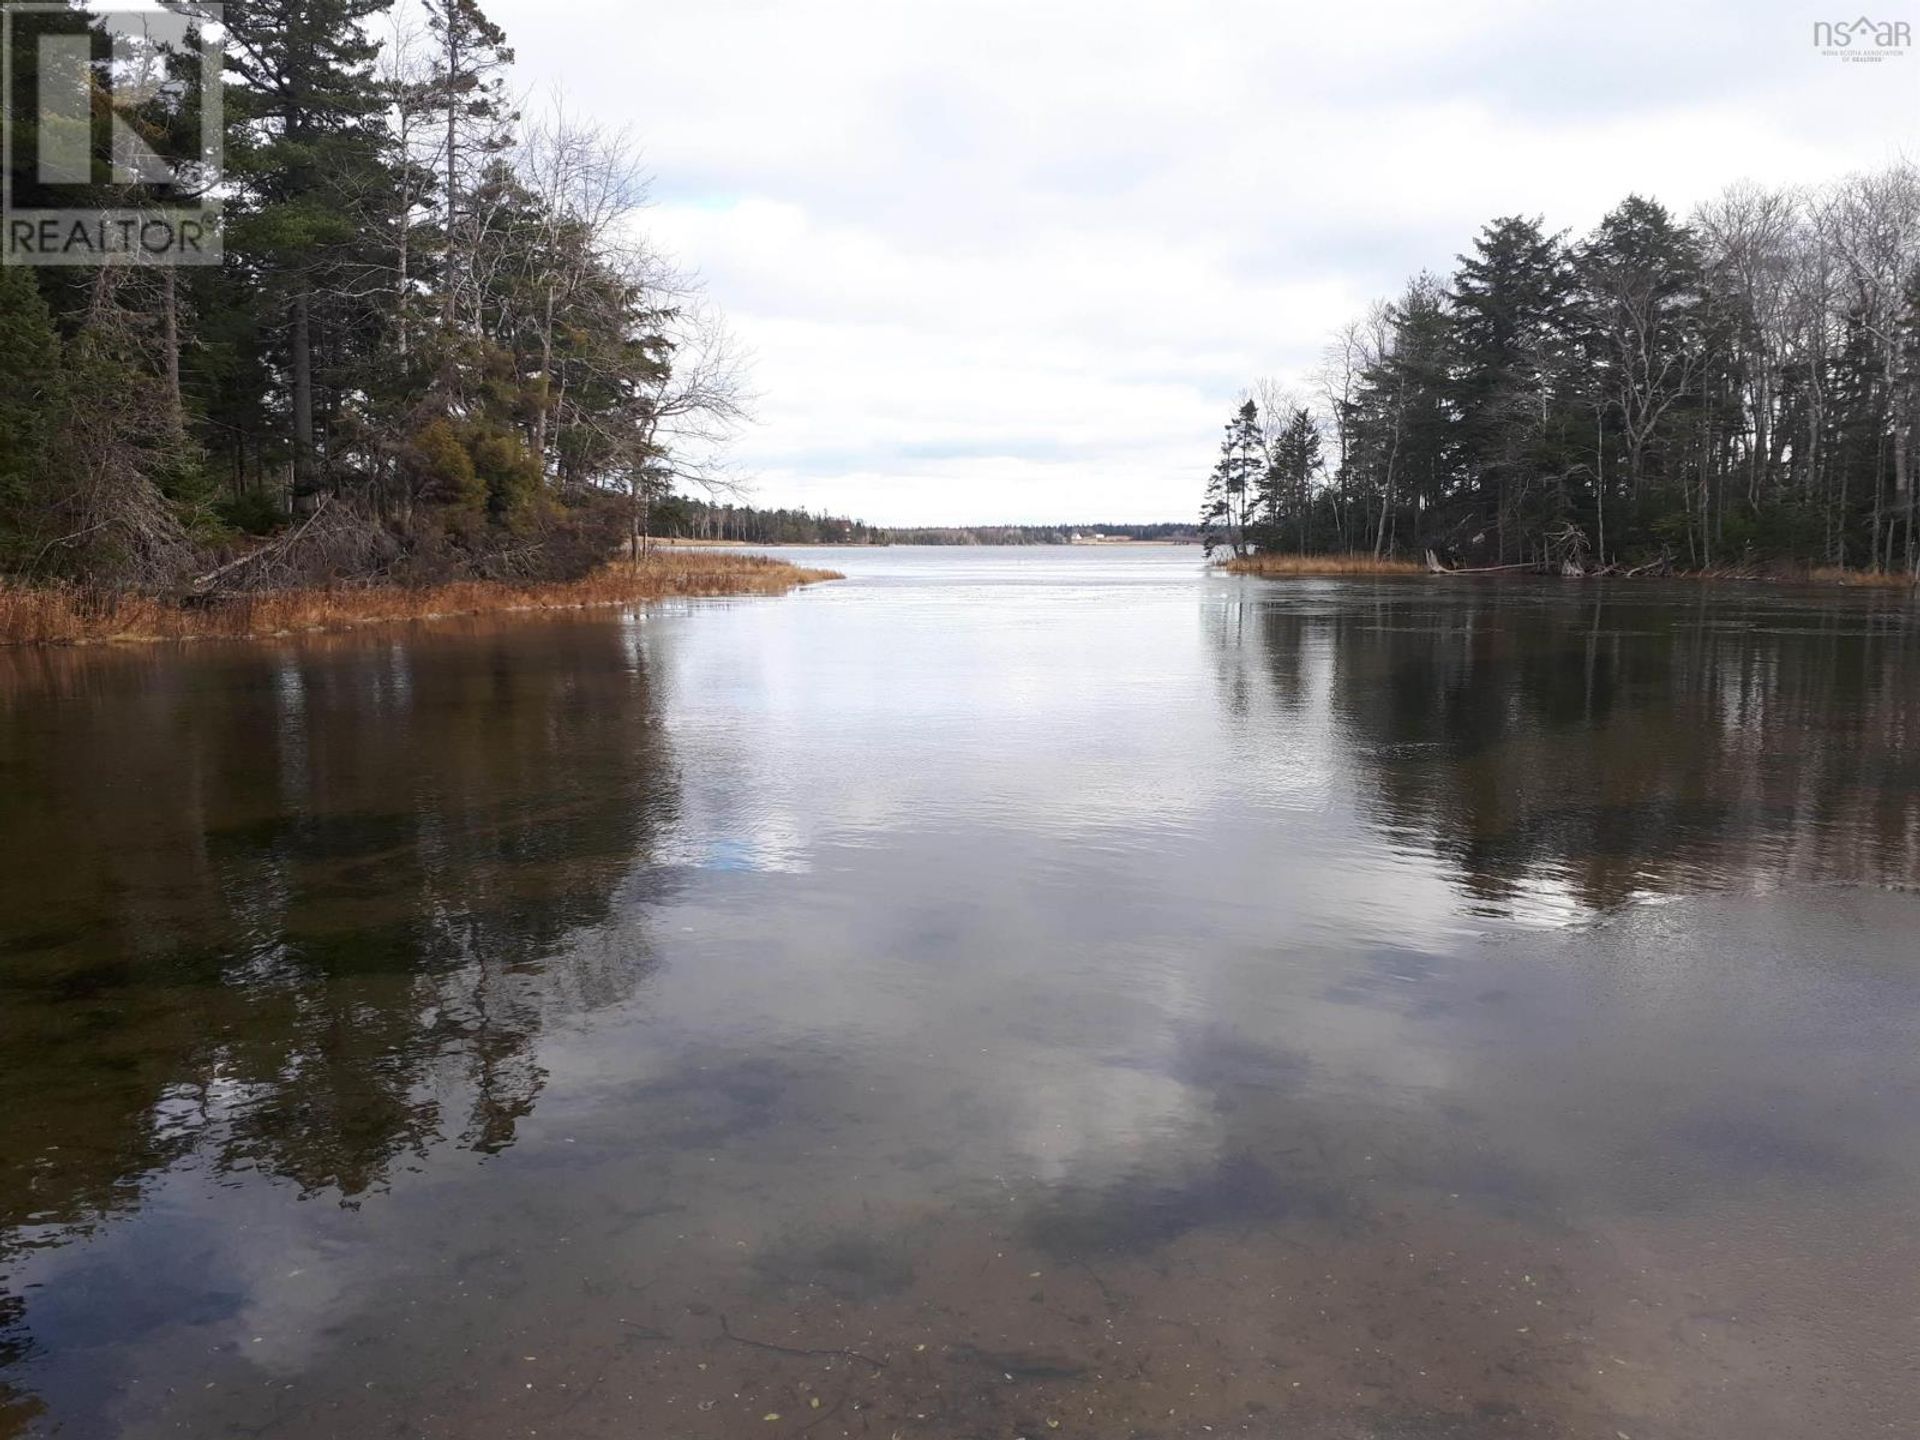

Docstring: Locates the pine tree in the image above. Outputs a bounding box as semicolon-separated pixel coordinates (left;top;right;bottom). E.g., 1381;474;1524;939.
1210;167;1920;574
1450;217;1574;561
1201;399;1263;557
1341;276;1457;558
224;0;396;511
1256;407;1323;553
0;270;63;571
0;1;731;597
413;0;517;334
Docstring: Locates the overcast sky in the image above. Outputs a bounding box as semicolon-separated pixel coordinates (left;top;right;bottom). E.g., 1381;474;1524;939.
488;0;1918;526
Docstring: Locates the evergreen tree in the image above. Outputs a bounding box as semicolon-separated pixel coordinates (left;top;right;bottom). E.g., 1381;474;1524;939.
223;0;395;510
1255;407;1323;553
1338;276;1457;558
1450;217;1574;561
1201;399;1264;557
413;0;517;334
1213;173;1920;576
0;270;62;572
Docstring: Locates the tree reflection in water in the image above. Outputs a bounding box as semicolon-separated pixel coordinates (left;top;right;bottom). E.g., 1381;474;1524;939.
1208;582;1920;914
0;618;680;1424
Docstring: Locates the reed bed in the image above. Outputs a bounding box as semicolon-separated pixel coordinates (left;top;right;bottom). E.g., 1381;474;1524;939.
0;552;842;647
1224;552;1431;578
1229;553;1919;587
1658;564;1919;587
1806;566;1919;588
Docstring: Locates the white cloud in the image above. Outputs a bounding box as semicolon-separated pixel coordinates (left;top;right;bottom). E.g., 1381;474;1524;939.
491;0;1920;524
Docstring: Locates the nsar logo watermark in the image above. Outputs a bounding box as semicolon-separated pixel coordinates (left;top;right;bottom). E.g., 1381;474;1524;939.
2;3;222;266
1813;14;1911;61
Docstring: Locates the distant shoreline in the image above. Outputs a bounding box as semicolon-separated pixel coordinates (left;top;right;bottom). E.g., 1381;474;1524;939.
653;534;1204;549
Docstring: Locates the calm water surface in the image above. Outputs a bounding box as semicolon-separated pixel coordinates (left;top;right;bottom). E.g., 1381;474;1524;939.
2;546;1918;1438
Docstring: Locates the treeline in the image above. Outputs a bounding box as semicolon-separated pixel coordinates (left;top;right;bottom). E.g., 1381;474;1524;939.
656;499;886;545
0;0;742;594
645;508;1205;546
1203;164;1920;575
888;523;1201;545
887;527;1037;546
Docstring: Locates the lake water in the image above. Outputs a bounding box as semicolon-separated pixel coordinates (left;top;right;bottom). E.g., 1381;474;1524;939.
3;545;1918;1439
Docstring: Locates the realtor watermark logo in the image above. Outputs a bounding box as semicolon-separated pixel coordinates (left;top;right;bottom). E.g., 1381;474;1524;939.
2;3;222;265
1813;14;1911;61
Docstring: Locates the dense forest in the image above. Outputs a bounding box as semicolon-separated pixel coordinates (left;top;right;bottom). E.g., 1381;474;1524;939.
1202;166;1920;576
0;0;744;595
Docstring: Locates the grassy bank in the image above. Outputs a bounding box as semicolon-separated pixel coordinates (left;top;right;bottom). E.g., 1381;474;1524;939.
0;552;842;647
1224;553;1431;578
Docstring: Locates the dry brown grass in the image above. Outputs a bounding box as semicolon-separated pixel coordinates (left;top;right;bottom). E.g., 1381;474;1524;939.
0;552;842;647
1224;552;1430;578
1807;566;1919;588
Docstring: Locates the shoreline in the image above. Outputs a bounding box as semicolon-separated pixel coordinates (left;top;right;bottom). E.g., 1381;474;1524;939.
1223;553;1919;587
1224;554;1429;578
0;553;842;649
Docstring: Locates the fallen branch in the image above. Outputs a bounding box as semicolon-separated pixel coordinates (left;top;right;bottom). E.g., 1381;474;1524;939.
1432;560;1543;575
190;495;332;594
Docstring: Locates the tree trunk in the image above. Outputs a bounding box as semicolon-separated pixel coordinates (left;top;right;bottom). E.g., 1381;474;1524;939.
291;287;317;512
442;22;460;330
1595;409;1607;569
161;269;183;437
1374;429;1400;559
533;283;555;474
1896;408;1913;574
397;205;410;358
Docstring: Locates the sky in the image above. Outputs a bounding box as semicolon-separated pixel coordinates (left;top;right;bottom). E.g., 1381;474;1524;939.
486;0;1920;526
